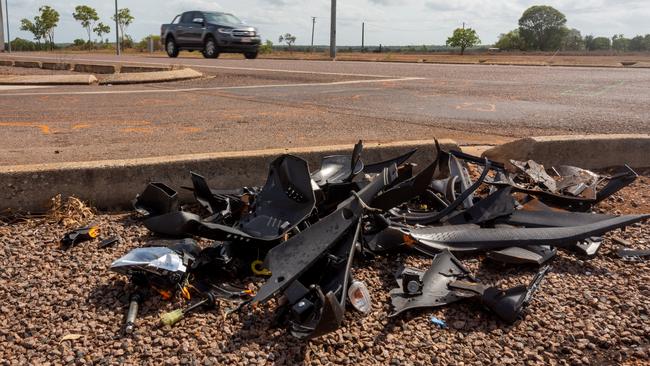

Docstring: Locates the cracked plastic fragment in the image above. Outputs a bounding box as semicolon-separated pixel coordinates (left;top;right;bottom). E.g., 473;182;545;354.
133;182;178;217
449;265;550;324
401;214;650;252
389;249;474;317
254;165;398;304
311;140;364;186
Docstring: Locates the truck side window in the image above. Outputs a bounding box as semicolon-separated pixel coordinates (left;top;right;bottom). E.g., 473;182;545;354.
180;12;193;24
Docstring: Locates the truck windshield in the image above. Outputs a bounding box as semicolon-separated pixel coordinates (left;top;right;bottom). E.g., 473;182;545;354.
204;13;243;26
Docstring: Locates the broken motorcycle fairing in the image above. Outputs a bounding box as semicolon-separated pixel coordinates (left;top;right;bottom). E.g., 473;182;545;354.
449;265;550;324
311;140;364;187
488;162;638;211
400;214;650;253
280;221;361;339
389;249;474;317
143;154;316;243
254;164;398;304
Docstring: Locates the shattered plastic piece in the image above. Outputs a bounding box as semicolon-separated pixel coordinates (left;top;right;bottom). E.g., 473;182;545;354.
348;281;372;314
446;187;515;225
111;247;188;275
254;165;397;304
389;250;474;317
364;149;417;174
449;265;550;324
60;226;99;249
401;214;649;252
511;160;557;192
133;182;178;217
144;155;316;242
487;245;556;265
430;316;447;328
371;159;438;211
99;236;120;249
617;248;650;261
311;141;364;186
571;237;603;257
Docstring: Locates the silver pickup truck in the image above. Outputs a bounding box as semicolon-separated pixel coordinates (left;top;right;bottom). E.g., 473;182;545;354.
161;11;261;59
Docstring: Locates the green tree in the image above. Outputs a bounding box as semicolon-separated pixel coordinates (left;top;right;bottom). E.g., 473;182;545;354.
73;5;99;45
279;33;297;51
260;39;274;54
562;28;584;51
20;6;60;49
590;37;611;51
629;35;646;51
518;5;567;51
495;29;526;50
446;28;480;55
111;8;134;48
38;6;60;47
612;34;630;52
20;19;45;45
93;22;110;42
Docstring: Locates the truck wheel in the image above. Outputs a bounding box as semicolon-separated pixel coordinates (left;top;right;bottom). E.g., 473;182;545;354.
166;38;179;58
202;37;220;59
244;52;258;60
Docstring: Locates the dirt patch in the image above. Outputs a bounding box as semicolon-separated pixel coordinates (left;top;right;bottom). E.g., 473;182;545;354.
1;175;649;364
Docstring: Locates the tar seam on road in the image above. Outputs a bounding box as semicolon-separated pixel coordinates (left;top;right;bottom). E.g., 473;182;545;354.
0;77;425;97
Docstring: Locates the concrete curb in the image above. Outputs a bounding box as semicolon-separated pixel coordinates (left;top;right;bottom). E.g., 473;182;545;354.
13;60;41;68
0;139;458;213
482;134;650;170
120;65;173;73
73;63;116;74
41;62;72;71
0;74;98;85
99;68;203;85
0;60;14;66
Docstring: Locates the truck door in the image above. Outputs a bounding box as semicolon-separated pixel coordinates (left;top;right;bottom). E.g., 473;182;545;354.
185;11;206;47
176;12;194;44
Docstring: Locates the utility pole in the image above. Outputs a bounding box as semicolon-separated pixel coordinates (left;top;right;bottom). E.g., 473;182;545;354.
115;0;121;55
5;0;10;52
0;0;5;52
361;22;365;51
462;22;465;29
310;16;316;52
329;0;336;59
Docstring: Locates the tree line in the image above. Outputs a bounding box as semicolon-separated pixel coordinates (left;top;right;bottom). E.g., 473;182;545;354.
494;5;650;52
444;5;649;55
16;4;133;51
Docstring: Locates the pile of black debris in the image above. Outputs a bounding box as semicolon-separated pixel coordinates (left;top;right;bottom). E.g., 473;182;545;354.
108;140;648;339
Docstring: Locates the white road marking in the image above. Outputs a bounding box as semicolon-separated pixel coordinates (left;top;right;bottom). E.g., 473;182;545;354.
0;54;401;78
0;77;424;97
0;85;51;91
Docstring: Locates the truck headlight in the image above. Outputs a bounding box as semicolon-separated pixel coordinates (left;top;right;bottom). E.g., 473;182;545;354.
218;28;232;34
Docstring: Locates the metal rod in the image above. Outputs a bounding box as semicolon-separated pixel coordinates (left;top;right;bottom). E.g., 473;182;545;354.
361;22;365;51
329;0;336;59
5;0;9;52
114;0;120;55
0;0;5;52
310;16;315;52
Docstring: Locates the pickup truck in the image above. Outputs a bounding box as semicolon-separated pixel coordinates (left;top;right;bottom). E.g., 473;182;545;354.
161;11;261;59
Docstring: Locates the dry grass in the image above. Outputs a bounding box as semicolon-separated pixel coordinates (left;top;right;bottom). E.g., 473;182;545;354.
46;194;95;229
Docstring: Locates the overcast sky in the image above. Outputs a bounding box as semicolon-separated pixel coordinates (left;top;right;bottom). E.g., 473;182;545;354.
4;0;649;46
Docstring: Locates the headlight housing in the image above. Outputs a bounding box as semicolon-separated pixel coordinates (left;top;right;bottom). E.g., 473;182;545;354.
218;28;232;34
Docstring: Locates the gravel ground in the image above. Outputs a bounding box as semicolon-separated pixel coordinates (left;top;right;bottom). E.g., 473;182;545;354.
1;176;649;365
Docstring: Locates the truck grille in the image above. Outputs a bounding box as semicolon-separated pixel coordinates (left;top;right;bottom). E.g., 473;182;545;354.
232;30;256;37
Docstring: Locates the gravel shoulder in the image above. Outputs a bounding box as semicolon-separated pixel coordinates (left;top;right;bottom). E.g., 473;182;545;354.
1;176;649;365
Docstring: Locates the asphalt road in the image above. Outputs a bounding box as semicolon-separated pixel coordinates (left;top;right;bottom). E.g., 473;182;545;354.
1;52;649;166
